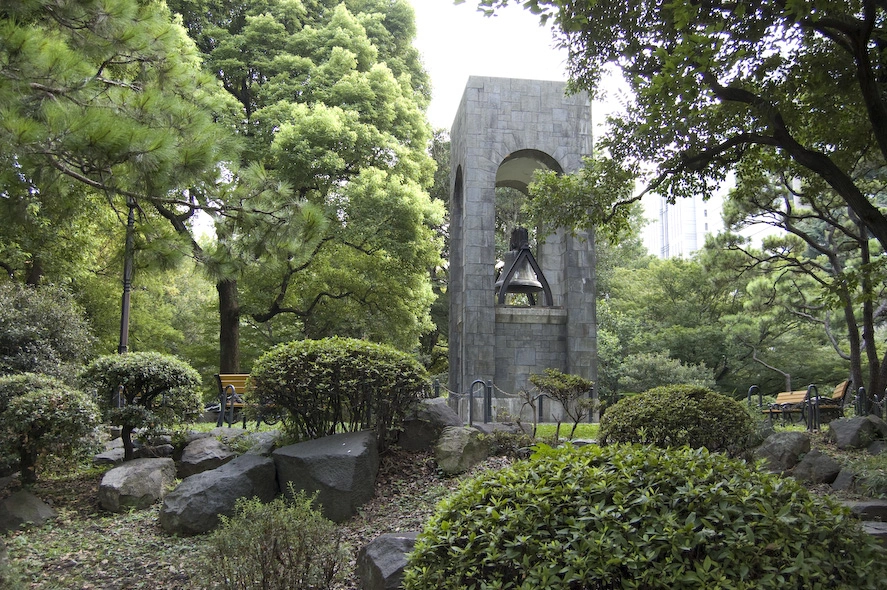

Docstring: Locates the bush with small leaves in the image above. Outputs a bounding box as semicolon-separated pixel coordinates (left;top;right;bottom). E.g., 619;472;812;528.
599;384;755;456
0;283;94;381
0;373;101;483
80;352;201;460
403;444;887;590
198;490;347;590
250;337;429;449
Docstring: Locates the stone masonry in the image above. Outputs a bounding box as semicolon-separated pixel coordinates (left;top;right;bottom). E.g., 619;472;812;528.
448;76;597;423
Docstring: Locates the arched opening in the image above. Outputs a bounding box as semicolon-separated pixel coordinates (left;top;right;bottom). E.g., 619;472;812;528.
493;150;562;306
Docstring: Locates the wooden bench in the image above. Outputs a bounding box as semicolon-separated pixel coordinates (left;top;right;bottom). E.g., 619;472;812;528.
215;373;250;428
764;381;849;424
765;389;809;423
214;373;282;429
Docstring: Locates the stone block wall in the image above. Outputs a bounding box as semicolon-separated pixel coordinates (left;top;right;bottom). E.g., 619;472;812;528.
448;76;597;422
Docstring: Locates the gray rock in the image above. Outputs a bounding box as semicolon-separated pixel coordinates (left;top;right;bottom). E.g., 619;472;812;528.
752;431;810;473
209;427;247;442
242;431;280;456
828;416;883;450
842;500;887;522
177;437;235;479
434;426;490;475
357;532;419;590
273;431;379;523
862;521;887;546
791;449;841;484
398;398;462;452
94;438;125;466
135;444;174;459
0;490;56;533
831;468;858;492
868;440;887;455
98;458;177;512
160;454;277;535
471;422;522;435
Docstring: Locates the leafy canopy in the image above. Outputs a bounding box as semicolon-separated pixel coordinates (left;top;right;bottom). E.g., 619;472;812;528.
476;0;887;251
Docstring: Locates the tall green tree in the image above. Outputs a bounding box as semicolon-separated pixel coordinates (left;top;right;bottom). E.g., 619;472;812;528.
721;169;886;399
1;0;238;365
1;0;233;234
168;0;444;366
478;0;887;253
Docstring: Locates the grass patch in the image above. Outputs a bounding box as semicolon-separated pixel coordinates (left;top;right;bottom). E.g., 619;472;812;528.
533;422;599;440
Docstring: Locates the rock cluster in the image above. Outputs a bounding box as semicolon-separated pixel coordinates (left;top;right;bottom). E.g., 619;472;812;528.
8;399;887;589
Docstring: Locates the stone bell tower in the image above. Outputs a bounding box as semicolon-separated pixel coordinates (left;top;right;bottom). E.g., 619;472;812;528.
448;76;598;422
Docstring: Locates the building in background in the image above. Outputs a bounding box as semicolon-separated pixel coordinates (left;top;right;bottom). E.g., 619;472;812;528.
641;189;779;259
641;193;725;259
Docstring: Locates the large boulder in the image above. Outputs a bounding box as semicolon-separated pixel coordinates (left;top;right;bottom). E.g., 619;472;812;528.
357;532;419;590
828;416;887;450
398;398;462;451
434;426;490;475
791;449;841;484
273;431;379;523
159;454;277;535
0;490;56;533
753;431;810;473
98;458;176;512
176;437;235;479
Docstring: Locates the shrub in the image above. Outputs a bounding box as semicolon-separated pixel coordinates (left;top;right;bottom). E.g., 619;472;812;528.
599;384;755;456
0;282;94;381
403;444;887;590
249;337;429;448
198;490;347;590
0;373;101;483
80;352;201;460
529;368;595;438
619;352;716;393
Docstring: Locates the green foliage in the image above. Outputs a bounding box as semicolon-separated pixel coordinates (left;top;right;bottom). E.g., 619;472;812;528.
529;368;595;438
403;444;887;590
250;337;429;448
165;0;443;359
617;352;715;393
0;373;101;483
599;385;755;457
0;283;94;381
80;352;201;460
199;490;347;590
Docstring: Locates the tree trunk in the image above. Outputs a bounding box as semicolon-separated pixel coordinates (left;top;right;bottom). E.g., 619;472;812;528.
19;441;38;484
218;278;241;373
25;257;44;286
122;427;135;462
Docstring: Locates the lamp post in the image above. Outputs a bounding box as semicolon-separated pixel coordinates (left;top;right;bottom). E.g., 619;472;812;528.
118;196;135;354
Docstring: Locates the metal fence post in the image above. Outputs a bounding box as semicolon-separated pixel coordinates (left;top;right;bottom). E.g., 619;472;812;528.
857;386;868;416
747;385;761;408
805;384;819;432
469;379;486;425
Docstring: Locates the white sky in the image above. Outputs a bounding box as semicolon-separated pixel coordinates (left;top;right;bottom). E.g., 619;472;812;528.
410;1;628;135
411;1;587;130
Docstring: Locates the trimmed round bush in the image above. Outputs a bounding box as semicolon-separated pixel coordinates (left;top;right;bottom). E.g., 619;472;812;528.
0;283;94;381
250;337;429;448
0;373;101;483
80;352;202;460
403;444;887;590
600;384;755;456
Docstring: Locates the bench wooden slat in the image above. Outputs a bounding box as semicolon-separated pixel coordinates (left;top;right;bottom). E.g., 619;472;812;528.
215;373;251;427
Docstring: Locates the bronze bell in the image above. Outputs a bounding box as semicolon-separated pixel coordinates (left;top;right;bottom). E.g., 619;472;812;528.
495;250;544;295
